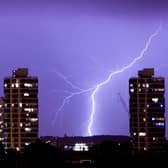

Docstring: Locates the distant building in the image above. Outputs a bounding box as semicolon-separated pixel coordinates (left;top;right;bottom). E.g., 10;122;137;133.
129;68;165;152
40;135;130;151
3;68;38;152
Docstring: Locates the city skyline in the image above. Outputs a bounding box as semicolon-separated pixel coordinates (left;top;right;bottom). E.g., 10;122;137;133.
0;1;168;137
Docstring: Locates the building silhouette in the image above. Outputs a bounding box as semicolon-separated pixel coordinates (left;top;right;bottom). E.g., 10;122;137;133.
129;68;165;152
3;68;38;152
0;98;4;144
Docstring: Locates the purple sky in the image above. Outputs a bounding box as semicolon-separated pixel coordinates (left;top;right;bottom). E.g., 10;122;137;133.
0;0;168;137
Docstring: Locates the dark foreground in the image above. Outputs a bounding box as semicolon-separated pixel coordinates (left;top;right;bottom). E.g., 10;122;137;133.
0;140;168;167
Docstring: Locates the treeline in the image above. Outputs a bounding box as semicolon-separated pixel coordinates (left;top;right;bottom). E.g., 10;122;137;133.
0;140;168;167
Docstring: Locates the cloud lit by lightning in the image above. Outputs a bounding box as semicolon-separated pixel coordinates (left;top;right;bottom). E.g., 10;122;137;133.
51;24;162;136
88;24;162;136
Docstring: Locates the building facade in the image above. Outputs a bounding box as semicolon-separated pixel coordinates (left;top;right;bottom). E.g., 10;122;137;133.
129;68;165;152
0;98;4;144
3;68;38;152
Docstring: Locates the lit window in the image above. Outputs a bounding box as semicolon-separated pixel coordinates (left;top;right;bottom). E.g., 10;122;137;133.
11;103;14;107
138;88;141;92
133;132;136;136
46;140;51;144
144;147;147;151
16;147;20;151
155;122;164;126
26;113;29;116
155;88;164;92
30;118;38;122
156;117;164;121
25;123;31;127
73;143;89;151
143;118;146;122
24;83;32;87
152;117;155;121
160;104;163;108
0;137;4;141
0;129;2;132
64;145;68;149
142;84;145;87
138;83;141;87
146;83;149;88
130;89;134;93
153;137;156;141
15;83;19;88
24;108;29;112
139;132;146;136
24;108;34;112
0;105;2;108
24;93;29;96
4;83;7;88
130;83;133;87
146;104;149;108
24;127;32;132
20;123;23;127
0;113;2;116
24;142;30;146
152;98;158;103
19;103;22;107
11;83;14;88
143;109;146;112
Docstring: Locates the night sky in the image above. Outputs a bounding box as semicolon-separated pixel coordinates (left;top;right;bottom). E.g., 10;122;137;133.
0;0;168;137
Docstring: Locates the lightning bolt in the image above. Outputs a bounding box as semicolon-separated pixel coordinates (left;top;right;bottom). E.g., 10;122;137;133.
56;88;94;114
51;70;94;126
52;88;94;127
88;24;162;136
53;71;83;91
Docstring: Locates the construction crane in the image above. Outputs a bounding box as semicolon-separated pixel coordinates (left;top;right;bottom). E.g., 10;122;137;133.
117;92;129;115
